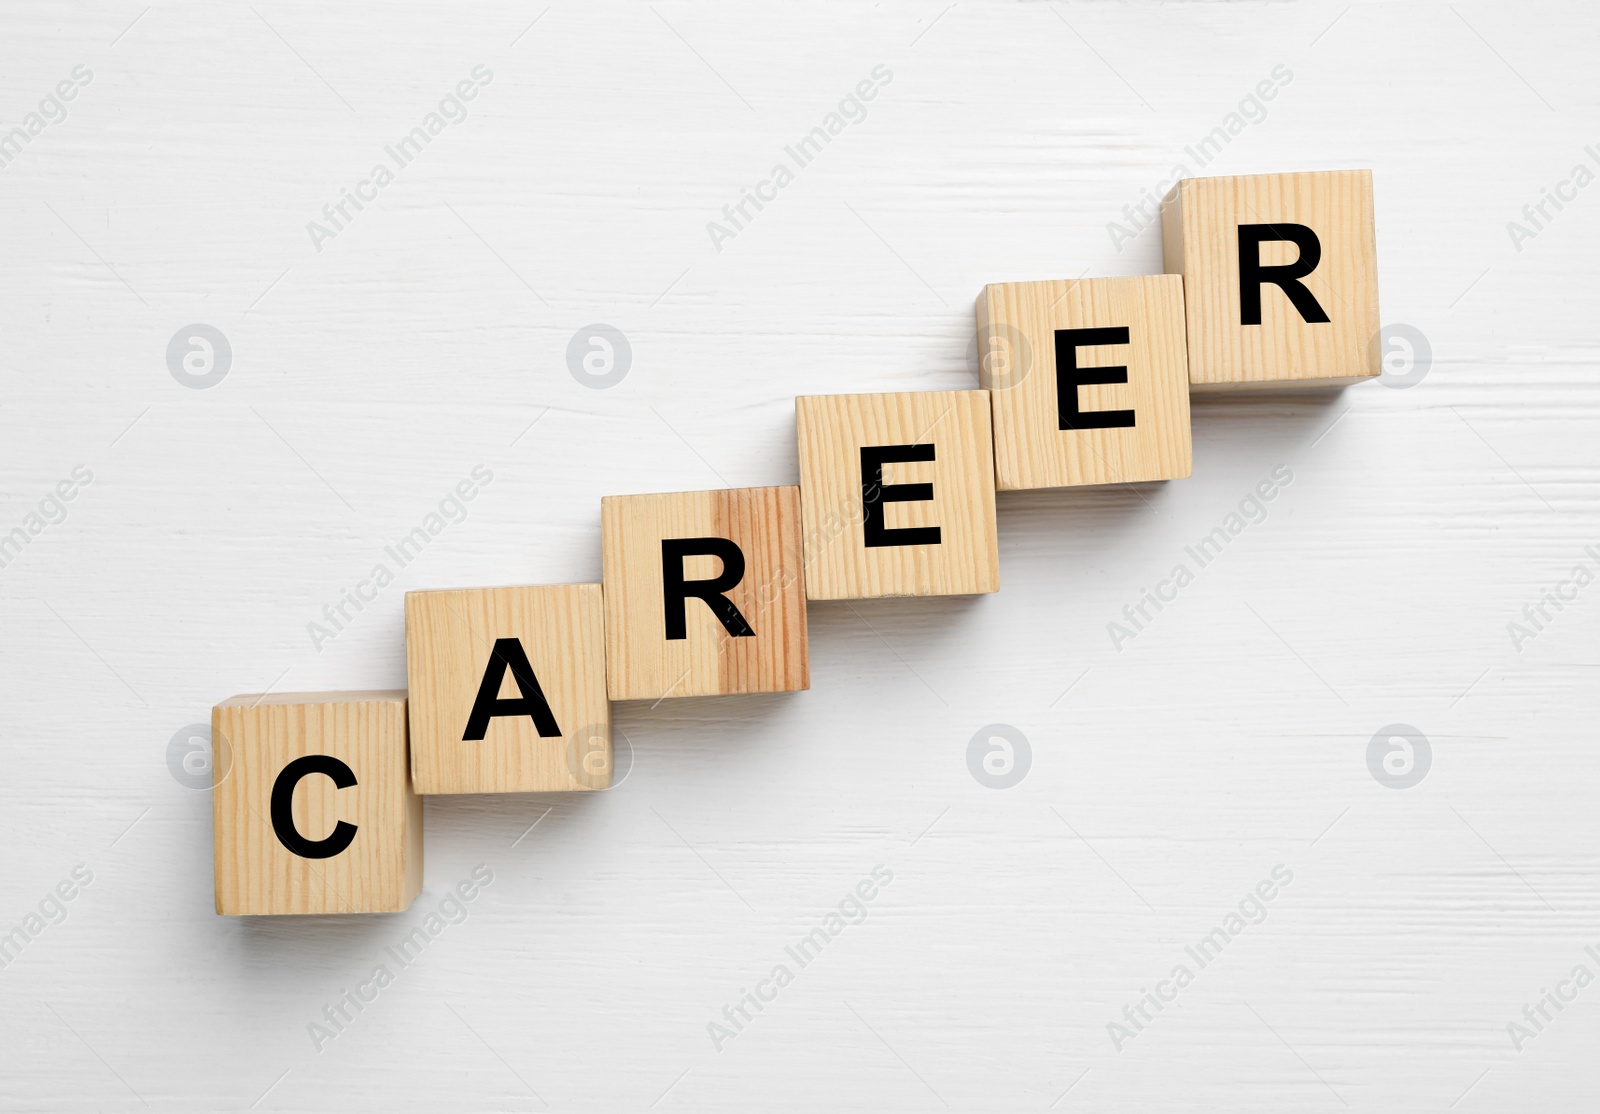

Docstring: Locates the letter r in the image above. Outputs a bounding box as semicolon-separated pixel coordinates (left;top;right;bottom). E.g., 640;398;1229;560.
1237;224;1331;325
661;537;755;640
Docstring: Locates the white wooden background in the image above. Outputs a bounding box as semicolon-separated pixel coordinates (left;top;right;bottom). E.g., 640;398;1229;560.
3;2;1597;1110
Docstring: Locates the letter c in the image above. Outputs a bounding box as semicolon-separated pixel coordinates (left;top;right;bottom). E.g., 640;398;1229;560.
270;755;359;859
1555;179;1578;203
355;178;379;202
755;178;778;202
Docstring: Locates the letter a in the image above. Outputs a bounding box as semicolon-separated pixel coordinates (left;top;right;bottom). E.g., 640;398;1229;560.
462;637;561;740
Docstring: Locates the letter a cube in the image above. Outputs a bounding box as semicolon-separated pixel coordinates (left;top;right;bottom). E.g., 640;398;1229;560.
212;691;422;915
1162;169;1380;388
405;583;612;794
601;486;808;700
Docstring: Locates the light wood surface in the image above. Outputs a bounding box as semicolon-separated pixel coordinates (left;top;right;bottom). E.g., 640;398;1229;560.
212;691;421;916
16;4;1598;1107
405;584;611;794
602;486;809;699
795;390;999;598
1162;169;1380;389
977;276;1193;489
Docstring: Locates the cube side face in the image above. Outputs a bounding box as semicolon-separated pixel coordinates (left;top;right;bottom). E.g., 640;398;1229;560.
980;276;1193;490
1160;183;1185;278
602;487;809;700
1174;170;1380;389
213;692;420;915
796;390;999;599
405;584;611;794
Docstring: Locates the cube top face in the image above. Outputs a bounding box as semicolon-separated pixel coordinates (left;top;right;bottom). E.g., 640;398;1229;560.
978;275;1192;490
405;583;611;795
212;691;421;916
1163;169;1379;389
601;486;809;700
795;390;999;599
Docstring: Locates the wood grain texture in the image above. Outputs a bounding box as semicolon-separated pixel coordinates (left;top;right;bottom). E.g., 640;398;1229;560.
405;584;611;794
796;390;999;598
212;691;421;915
602;487;808;699
1162;169;1381;389
978;276;1193;488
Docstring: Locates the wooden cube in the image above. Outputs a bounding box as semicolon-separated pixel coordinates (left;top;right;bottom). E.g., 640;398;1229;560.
405;584;611;794
795;390;999;599
213;691;421;916
602;486;808;700
1162;169;1380;389
976;275;1192;490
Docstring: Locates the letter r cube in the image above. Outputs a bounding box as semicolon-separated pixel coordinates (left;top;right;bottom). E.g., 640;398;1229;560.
601;487;808;700
1162;169;1380;388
